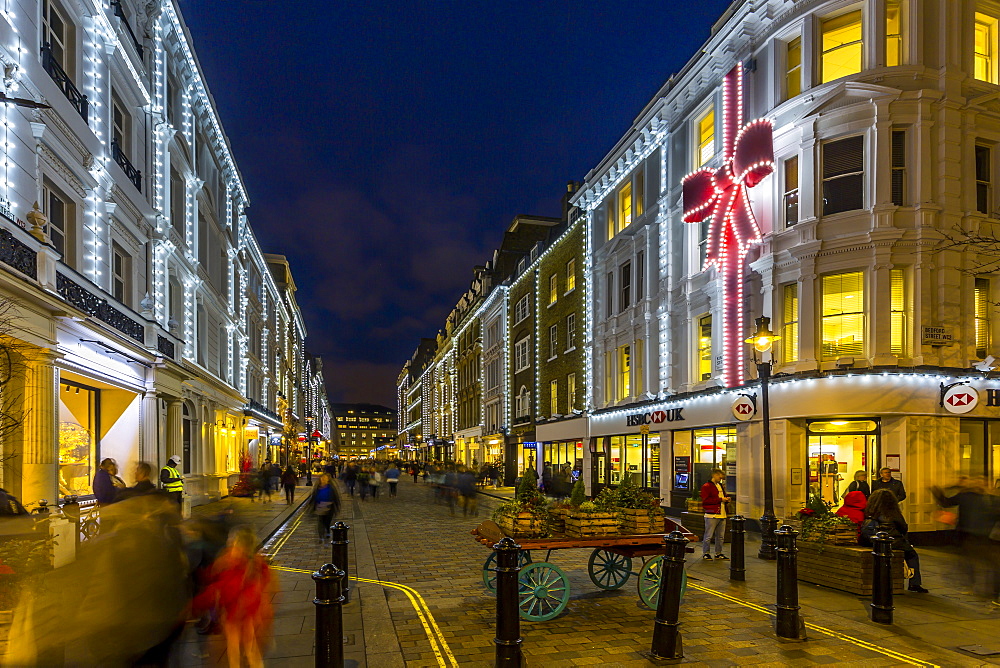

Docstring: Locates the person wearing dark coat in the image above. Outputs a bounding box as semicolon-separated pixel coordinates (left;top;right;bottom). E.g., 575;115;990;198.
844;470;871;498
93;458;124;505
862;489;926;592
870;467;906;502
281;465;299;504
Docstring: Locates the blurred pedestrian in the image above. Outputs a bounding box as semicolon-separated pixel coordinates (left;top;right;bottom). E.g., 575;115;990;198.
343;463;358;496
370;467;382;499
862;489;926;592
357;467;370;500
931;476;998;599
309;473;340;541
258;464;274;504
93;458;125;505
457;466;478;516
870;467;906;502
844;470;871;498
281;465;298;504
268;461;282;497
385;465;401;497
115;461;157;502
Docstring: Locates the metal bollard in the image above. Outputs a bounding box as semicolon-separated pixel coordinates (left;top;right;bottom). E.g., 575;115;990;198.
647;530;687;661
775;525;806;640
729;515;746;582
313;563;346;668
330;522;351;604
870;531;894;625
493;537;523;667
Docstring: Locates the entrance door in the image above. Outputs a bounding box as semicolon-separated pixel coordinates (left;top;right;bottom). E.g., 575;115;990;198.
806;419;879;510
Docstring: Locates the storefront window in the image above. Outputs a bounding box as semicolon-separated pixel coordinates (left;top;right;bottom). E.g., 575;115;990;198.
542;441;584;484
602;434;659;489
958;419;1000;484
692;427;737;495
807;419;879;510
58;380;100;496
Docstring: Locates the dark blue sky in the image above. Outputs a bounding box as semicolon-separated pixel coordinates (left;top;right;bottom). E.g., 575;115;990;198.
177;0;735;406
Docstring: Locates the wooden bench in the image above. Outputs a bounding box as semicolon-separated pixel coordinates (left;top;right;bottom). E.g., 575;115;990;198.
797;541;905;596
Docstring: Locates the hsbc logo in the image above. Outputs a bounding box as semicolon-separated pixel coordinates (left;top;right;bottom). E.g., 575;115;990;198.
626;408;684;427
731;395;756;421
942;384;979;414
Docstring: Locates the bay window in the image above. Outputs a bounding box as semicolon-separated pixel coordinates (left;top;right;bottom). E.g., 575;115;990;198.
821;271;865;359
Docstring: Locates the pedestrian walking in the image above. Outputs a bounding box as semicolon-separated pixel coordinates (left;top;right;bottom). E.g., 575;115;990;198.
268;461;281;496
700;468;730;560
160;455;184;506
385;465;401;497
357;468;370;500
93;458;125;505
844;470;871;498
309;474;341;541
281;465;298;504
258;464;274;503
930;476;998;600
861;488;927;592
115;462;157;502
343;463;358;496
458;467;478;516
870;467;906;502
370;468;381;499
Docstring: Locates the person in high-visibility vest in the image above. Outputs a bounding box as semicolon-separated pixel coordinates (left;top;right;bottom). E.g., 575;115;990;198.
160;455;183;505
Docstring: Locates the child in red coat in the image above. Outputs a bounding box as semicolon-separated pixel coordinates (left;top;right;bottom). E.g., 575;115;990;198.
193;526;273;668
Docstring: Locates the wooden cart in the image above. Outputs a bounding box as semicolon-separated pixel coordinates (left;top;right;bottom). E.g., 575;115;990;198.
472;519;697;621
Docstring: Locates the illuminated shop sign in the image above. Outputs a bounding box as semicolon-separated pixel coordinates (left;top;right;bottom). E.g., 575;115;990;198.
625;408;684;427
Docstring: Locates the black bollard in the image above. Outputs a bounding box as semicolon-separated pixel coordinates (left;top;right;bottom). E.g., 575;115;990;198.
870;531;894;625
313;563;345;668
647;530;687;661
729;515;746;582
330;521;351;604
775;525;806;640
493;537;523;667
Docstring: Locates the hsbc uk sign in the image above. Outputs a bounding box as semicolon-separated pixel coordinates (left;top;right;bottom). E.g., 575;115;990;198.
625;408;685;427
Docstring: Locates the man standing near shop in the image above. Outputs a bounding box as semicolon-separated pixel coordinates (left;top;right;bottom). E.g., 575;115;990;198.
871;467;906;502
160;455;184;506
700;468;730;561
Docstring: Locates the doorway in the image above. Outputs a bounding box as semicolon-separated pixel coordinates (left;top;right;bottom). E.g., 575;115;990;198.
806;419;879;510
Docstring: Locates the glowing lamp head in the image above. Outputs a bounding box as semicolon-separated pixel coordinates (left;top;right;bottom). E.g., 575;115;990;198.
746;316;780;353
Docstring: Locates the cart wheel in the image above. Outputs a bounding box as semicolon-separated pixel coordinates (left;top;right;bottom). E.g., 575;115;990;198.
482;550;532;593
587;549;632;590
517;562;570;621
637;555;687;609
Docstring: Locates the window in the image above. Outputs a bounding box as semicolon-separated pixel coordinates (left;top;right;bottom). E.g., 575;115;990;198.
698;218;710;268
976;144;992;215
697;108;715;166
821;271;865;359
111;92;130;157
890;269;906;356
514;294;530;323
822;135;865;215
636;251;645;301
618;344;631;399
170;168;185;235
111;242;130;306
786;36;802;99
619;262;631;312
565;258;576;292
619;181;633;231
606;272;614;317
567;373;576;413
606;199;616;240
636;167;645;218
198;212;209;267
886;0;903;67
976;278;991;358
514;338;530;372
891;130;906;206
784;156;799;226
549;380;558;416
168;275;182;323
43;180;72;265
516;386;530;418
698;315;713;380
566;313;576;348
976;13;999;84
42;0;73;74
166;75;178;126
604;352;613;403
549;324;558;359
821;10;863;83
783;283;799;363
549;273;558;305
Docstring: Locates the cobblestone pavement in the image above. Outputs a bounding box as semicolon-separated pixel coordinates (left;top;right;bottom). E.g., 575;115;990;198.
221;479;998;667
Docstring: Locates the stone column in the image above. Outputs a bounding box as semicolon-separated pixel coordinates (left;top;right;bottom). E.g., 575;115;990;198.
139;389;159;465
166;399;183;466
21;351;60;505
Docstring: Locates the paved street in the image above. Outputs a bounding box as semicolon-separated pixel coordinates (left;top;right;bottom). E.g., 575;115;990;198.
174;479;1000;667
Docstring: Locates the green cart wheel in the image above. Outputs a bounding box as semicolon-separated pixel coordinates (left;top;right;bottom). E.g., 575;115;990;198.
587;548;633;590
482;550;532;593
517;562;571;621
637;555;687;609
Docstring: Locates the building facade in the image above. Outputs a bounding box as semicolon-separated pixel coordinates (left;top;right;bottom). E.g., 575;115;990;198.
331;403;397;460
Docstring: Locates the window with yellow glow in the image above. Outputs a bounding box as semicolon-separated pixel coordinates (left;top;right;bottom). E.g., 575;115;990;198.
698;314;712;380
890;269;906;356
567;373;576;413
821;271;865;359
976;13;998;84
566;258;576;292
821;10;863;83
549;273;558;305
618;181;633;233
549;379;558;416
783;283;799;363
976;278;991;358
886;0;903;67
618;344;631;399
786;37;802;99
697;109;715;166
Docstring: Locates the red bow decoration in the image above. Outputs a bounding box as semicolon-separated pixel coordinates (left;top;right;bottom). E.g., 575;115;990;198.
682;65;774;387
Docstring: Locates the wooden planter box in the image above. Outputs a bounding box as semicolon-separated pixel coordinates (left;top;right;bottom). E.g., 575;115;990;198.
801;527;859;546
565;512;618;537
547;508;571;534
685;498;703;513
496;511;546;538
797;541;905;596
618;507;664;534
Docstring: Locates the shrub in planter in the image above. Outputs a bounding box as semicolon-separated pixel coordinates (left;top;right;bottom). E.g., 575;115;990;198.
615;477;664;533
491;470;549;537
797;496;859;545
569;479;587;508
566;500;618;537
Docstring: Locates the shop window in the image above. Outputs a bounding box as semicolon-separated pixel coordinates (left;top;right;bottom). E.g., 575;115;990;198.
549;379;558;416
43;180;74;267
807;419;879;511
681;426;737;496
549;273;558;305
58;380;99;497
636;251;645;301
957;419;1000;481
697;107;715;166
890;269;906;356
975;277;991;358
891;130;907;206
784;156;799;226
566;373;576;413
822;135;865;215
566;312;576;349
885;0;903;67
619;262;631;312
821;271;865;359
618;344;631;399
549;324;558;359
786;36;802;99
697;314;713;380
976;144;992;215
783;283;799;363
975;12;999;84
821;10;863;83
565;258;576;292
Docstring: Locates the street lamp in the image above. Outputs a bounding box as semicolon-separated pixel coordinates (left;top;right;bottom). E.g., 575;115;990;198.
746;316;780;560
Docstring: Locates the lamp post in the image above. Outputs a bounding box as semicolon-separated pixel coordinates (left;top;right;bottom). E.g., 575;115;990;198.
746;316;780;560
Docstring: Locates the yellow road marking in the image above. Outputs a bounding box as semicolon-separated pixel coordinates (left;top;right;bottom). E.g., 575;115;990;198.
263;509;304;557
687;582;940;667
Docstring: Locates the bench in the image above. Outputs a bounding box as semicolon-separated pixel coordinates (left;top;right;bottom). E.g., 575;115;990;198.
797;541;905;596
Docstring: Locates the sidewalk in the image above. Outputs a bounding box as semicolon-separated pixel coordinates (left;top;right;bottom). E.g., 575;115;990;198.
190;484;312;546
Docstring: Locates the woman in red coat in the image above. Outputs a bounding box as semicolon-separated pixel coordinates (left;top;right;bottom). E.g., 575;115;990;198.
836;490;867;525
193;526;273;668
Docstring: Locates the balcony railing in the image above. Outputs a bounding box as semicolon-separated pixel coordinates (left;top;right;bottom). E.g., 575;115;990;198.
40;43;88;122
245;398;282;425
0;227;37;279
111;139;142;191
157;335;175;360
56;272;144;342
110;0;143;58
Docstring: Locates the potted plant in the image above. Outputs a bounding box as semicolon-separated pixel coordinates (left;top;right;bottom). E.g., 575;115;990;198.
491;469;549;537
685;488;703;513
797;495;858;545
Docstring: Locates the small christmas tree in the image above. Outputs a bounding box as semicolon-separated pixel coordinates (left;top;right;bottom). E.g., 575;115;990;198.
516;466;540;503
229;449;258;497
569;480;586;507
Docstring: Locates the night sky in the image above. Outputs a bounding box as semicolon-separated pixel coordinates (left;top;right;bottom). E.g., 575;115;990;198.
177;0;735;406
